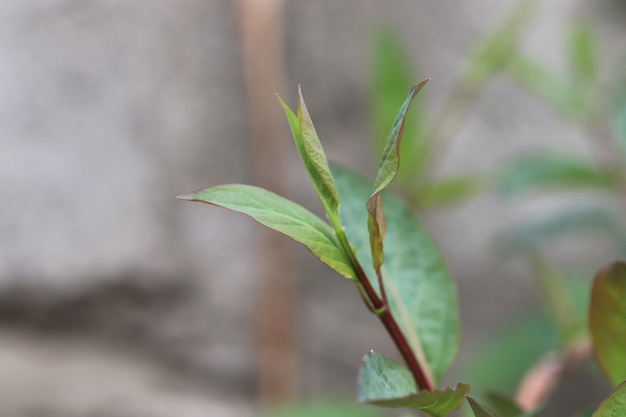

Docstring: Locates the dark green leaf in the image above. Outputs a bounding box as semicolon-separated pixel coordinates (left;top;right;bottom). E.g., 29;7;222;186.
486;392;523;417
568;25;598;85
332;164;460;386
485;392;543;417
370;30;427;180
497;153;619;195
358;352;468;416
278;88;343;234
467;397;499;417
178;184;354;279
590;262;626;386
368;81;428;272
593;380;626;417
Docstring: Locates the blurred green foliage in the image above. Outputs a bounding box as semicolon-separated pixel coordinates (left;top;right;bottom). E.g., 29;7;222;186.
368;1;626;414
264;399;384;417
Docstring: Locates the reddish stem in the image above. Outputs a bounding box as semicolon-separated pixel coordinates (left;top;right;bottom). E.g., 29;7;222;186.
353;262;434;391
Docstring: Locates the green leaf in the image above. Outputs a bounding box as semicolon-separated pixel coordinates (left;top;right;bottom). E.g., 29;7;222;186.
508;55;587;119
502;205;623;250
371;81;428;198
332;164;460;386
485;392;523;417
568;25;598;85
485;392;543;417
415;175;484;209
178;184;355;279
370;30;427;181
465;1;534;85
497;153;619;195
278;87;343;234
467;397;499;417
593;380;626;417
368;81;428;272
357;351;468;416
590;262;626;386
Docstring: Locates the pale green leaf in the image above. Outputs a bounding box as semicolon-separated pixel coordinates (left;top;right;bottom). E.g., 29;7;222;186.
593;381;626;417
278;88;342;232
179;184;354;279
590;262;626;386
358;352;468;416
333;164;460;386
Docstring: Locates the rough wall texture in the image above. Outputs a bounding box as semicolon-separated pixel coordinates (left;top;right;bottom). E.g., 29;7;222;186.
1;0;624;415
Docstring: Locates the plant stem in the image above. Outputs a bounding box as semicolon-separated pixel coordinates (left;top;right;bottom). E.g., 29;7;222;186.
351;259;435;391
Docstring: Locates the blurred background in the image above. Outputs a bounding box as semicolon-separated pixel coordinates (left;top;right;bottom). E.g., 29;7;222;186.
2;0;626;416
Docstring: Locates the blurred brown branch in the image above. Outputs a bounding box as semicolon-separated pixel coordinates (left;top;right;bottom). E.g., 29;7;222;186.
235;0;297;408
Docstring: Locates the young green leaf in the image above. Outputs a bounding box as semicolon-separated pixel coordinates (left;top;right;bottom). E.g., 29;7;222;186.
278;88;343;234
332;164;460;386
589;262;626;386
592;380;626;417
497;153;620;195
178;184;354;279
370;30;427;181
358;351;468;416
467;397;499;417
367;80;428;273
